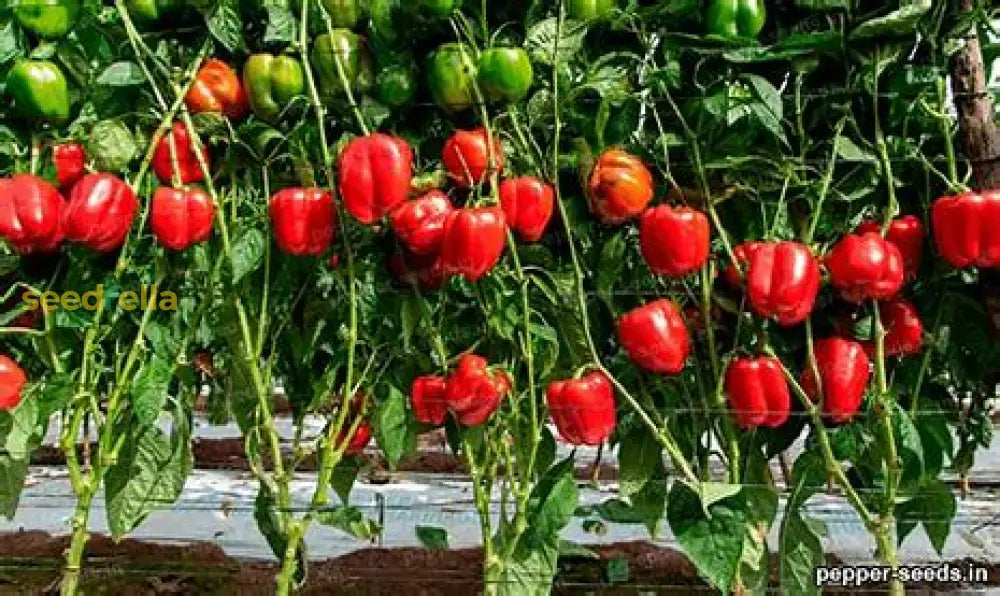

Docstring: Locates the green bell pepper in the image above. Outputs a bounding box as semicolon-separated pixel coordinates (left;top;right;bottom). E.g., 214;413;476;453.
478;47;533;104
373;63;416;108
6;60;70;125
567;0;616;22
125;0;186;28
14;0;80;39
321;0;360;29
705;0;767;39
427;43;477;113
243;53;306;122
311;29;373;98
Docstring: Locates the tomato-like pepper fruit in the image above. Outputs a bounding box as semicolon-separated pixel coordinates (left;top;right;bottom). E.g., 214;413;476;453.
721;241;763;288
0;175;64;254
801;337;871;424
53;142;86;189
152;122;210;185
546;371;616;446
373;63;417;108
14;0;80;39
617;299;691;374
243;54;306;123
567;0;616;21
931;190;1000;269
442;128;503;188
586;149;654;225
185;59;250;121
0;355;27;411
863;299;923;358
826;232;904;303
62;173;138;253
639;205;710;278
705;0;767;39
438;207;507;282
478;47;533;104
747;241;820;326
411;374;448;426
444;354;510;427
338;133;413;224
125;0;185;28
312;30;373;98
150;187;215;251
427;43;477;113
268;188;337;256
499;177;554;242
6;60;70;125
724;356;790;429
337;422;372;455
390;190;453;255
856;216;924;281
389;250;448;290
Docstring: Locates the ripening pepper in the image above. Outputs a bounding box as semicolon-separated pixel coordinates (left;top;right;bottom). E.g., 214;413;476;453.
321;0;360;29
586;149;654;225
705;0;767;39
337;133;413;224
390;190;453;255
639;205;710;278
724;356;790;429
721;241;763;288
438;207;507;282
269;188;336;257
499;177;554;242
312;30;373;98
411;374;448;426
152;122;210;185
389;249;448;290
747;241;820;326
0;355;27;411
6;60;70;125
243;54;306;123
546;371;616;446
826;232;904;303
337;422;372;455
62;173;138;253
53;142;86;189
0;174;64;254
931;190;1000;268
444;354;510;427
14;0;80;39
617;299;690;374
801;337;871;424
373;63;417;108
478;48;533;104
427;43;477;113
856;216;924;281
150;187;215;251
125;0;185;28
404;0;462;22
185;59;250;121
442;128;504;188
863;299;924;358
567;0;616;21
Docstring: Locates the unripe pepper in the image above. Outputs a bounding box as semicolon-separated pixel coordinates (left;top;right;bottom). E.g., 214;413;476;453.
0;355;27;411
52;142;86;189
499;177;554;242
268;188;336;256
617;299;690;374
337;133;413;224
438;207;507;282
444;354;510;427
567;0;616;21
477;47;533;104
863;299;923;358
721;241;763;288
390;190;453;255
746;241;820;326
639;205;710;278
586;149;653;225
6;60;70;125
125;0;185;28
242;54;306;123
724;356;790;429
546;371;616;446
931;190;1000;268
373;63;417;108
150;187;215;251
442;128;503;188
312;29;373;98
14;0;80;39
427;43;477;113
857;216;924;280
706;0;767;39
411;374;448;426
801;337;871;424
322;0;360;29
62;173;138;253
185;59;250;121
152;122;210;185
0;174;65;254
826;232;904;303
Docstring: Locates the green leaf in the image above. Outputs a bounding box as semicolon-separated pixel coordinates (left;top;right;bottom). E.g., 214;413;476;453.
231;228;266;285
316;505;380;540
206;0;245;52
836;137;878;163
742;74;786;142
254;484;288;560
130;355;174;426
525;18;587;66
631;479;667;538
0;456;28;519
779;511;825;596
331;456;363;505
374;385;413;469
0;18;24;65
263;5;296;45
415;525;449;551
87;120;138;172
605;556;630;584
897;480;956;556
618;425;661;499
667;481;745;593
793;0;849;10
95;61;147;86
596;232;625;313
850;1;932;41
31;373;75;420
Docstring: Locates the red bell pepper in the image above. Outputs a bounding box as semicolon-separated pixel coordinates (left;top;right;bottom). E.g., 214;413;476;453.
338;133;413;224
747;241;820;326
801;337;871;424
185;58;250;121
336;422;372;455
150;186;215;251
390;190;453;255
62;173;138;253
0;354;27;411
498;176;554;242
545;371;616;446
856;215;924;280
826;232;904;303
616;299;691;374
442;128;504;188
268;188;336;256
52;142;86;189
863;299;923;358
0;174;64;253
639;204;710;277
586;149;653;225
411;374;448;426
152;122;210;185
444;353;510;427
931;190;1000;268
724;356;790;429
438;207;507;282
389;250;448;291
721;241;763;288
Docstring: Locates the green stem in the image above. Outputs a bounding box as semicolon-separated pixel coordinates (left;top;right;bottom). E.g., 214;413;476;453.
805;117;846;244
59;486;95;596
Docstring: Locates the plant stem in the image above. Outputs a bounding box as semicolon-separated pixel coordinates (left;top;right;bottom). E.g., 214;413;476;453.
805;117;846;244
60;486;94;596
